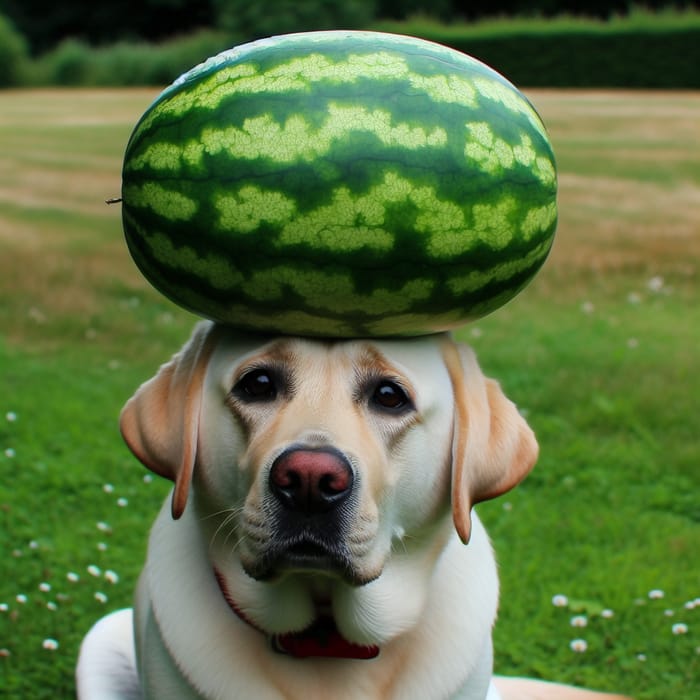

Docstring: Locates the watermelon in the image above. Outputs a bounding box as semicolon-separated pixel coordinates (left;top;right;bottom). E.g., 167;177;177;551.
121;30;557;338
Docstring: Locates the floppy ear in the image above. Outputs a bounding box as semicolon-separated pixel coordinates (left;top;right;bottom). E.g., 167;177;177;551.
441;339;538;544
119;321;222;519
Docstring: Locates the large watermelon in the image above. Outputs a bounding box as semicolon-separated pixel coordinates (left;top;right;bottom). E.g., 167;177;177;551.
121;30;557;337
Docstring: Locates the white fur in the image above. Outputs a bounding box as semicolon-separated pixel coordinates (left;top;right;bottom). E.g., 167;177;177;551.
76;609;140;699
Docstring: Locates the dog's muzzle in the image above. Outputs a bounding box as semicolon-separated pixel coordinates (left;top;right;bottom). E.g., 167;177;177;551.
247;446;360;582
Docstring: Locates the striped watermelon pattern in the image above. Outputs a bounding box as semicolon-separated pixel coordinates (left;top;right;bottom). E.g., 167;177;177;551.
121;31;557;337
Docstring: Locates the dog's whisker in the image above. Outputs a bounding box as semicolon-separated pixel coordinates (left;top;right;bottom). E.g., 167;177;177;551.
200;506;242;523
391;536;410;556
232;531;250;552
223;521;242;549
208;509;244;551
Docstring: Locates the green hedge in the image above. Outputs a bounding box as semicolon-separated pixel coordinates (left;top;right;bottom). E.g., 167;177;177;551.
26;30;233;87
0;14;29;86
8;9;700;88
376;25;700;88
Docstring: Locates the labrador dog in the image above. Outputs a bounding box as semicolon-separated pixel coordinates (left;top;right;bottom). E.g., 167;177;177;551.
77;321;631;700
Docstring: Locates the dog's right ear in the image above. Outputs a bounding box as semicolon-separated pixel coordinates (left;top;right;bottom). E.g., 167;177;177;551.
119;321;222;519
441;338;539;544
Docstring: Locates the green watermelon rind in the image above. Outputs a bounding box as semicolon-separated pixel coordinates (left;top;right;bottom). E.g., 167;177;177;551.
121;30;557;337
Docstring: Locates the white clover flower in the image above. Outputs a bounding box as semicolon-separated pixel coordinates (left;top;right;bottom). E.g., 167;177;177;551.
87;565;101;578
46;601;58;611
647;276;664;292
627;292;641;304
5;411;17;422
42;639;59;651
580;301;595;314
117;497;129;507
570;615;588;628
601;609;614;619
664;609;675;617
94;592;108;604
0;648;10;657
552;594;569;608
0;603;8;612
103;483;114;493
4;448;16;458
96;521;111;532
569;639;588;653
28;540;39;550
637;653;647;662
672;623;688;635
143;474;153;484
38;582;51;593
67;572;80;583
104;570;119;585
97;542;108;552
649;589;665;600
28;307;46;323
15;594;27;604
685;600;698;610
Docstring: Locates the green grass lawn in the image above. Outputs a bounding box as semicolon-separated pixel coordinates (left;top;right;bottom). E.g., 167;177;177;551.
1;88;698;699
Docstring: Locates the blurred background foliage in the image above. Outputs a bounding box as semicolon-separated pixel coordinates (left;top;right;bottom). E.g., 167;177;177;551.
1;1;699;87
0;0;688;50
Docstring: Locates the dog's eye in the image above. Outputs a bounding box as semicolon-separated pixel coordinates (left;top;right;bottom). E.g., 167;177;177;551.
371;380;412;412
234;369;277;401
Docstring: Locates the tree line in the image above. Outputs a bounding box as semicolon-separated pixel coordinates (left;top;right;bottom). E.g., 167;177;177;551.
2;0;695;54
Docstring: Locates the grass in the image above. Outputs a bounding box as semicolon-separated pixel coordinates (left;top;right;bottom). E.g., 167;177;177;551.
1;87;699;699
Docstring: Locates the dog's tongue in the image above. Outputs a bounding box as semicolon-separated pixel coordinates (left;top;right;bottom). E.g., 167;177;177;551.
272;616;379;660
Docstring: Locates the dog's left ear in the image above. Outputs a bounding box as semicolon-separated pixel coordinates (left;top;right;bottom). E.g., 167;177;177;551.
441;339;539;544
119;321;222;519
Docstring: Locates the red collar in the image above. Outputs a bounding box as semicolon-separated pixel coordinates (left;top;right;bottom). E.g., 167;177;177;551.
214;568;380;660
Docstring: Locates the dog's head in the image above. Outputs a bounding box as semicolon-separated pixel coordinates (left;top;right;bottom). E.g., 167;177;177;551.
120;321;537;587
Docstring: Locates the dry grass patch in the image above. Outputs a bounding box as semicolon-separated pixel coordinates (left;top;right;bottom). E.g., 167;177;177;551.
0;90;165;348
554;174;700;267
527;90;700;288
0;88;159;128
0;90;158;219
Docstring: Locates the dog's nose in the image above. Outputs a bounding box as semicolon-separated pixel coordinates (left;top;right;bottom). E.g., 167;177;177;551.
270;448;353;515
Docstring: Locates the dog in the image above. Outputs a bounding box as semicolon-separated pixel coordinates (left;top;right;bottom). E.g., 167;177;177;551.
77;321;632;700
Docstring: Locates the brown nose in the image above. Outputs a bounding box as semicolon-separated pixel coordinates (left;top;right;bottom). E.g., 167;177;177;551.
269;448;354;515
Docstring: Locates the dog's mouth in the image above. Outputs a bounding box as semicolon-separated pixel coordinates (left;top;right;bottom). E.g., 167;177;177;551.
282;539;340;566
244;534;370;585
282;539;344;568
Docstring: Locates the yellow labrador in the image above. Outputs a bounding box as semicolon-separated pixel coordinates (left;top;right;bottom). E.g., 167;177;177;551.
77;321;631;700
